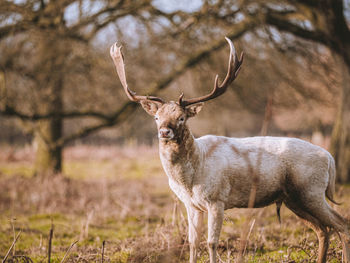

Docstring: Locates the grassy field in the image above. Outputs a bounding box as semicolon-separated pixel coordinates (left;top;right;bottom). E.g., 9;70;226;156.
0;145;349;262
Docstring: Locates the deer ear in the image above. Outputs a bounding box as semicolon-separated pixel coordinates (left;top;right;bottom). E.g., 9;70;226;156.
186;103;203;118
140;100;162;116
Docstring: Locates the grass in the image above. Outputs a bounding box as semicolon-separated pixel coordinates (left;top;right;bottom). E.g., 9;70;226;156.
0;145;349;262
0;213;150;262
0;145;162;180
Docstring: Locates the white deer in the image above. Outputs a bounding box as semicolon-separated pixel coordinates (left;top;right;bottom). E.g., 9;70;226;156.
110;38;350;263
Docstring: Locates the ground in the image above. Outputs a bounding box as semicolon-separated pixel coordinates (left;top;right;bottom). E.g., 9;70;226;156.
0;145;349;262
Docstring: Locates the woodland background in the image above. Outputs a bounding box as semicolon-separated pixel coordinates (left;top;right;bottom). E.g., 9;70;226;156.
1;0;350;262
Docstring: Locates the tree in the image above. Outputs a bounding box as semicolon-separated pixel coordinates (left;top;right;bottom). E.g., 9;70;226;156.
1;0;153;174
1;0;349;181
0;0;253;174
149;0;350;182
262;0;350;182
0;0;182;174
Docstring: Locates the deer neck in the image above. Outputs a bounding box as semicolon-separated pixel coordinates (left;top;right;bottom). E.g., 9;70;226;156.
159;125;199;191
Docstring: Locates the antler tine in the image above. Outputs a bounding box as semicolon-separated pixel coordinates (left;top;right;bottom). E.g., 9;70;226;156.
218;37;243;89
179;37;243;107
110;43;165;103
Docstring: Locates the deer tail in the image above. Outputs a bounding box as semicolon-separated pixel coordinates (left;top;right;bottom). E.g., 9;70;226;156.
326;155;341;205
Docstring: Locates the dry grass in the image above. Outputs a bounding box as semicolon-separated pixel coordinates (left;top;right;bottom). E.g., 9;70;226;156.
0;145;350;262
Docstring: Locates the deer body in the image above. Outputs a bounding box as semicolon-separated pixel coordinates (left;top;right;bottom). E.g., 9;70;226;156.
110;38;350;263
161;134;333;212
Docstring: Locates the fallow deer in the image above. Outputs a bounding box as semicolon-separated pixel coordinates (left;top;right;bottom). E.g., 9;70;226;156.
110;38;350;263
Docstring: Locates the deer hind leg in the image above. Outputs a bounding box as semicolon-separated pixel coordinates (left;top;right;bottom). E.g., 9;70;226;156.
325;208;350;263
284;200;329;263
286;191;350;263
304;202;350;262
186;206;204;263
207;202;225;263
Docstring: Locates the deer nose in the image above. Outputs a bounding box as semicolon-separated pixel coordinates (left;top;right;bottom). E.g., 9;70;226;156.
159;128;173;138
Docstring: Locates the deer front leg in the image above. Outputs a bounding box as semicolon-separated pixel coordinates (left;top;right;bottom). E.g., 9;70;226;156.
186;205;204;263
207;202;225;263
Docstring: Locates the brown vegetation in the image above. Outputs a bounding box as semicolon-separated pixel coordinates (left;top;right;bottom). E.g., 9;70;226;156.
1;146;350;262
1;0;350;261
1;0;349;180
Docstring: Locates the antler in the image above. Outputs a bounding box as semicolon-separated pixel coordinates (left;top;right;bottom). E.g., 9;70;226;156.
110;43;165;103
178;37;243;107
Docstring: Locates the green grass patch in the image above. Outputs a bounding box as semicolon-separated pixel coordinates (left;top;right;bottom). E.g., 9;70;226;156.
1;156;163;180
0;213;152;262
0;162;34;177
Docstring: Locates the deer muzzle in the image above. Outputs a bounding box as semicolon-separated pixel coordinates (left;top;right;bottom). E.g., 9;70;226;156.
158;127;174;140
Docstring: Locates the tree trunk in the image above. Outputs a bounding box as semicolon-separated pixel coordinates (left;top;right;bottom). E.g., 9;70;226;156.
34;117;63;175
33;79;63;175
330;55;350;183
33;35;66;175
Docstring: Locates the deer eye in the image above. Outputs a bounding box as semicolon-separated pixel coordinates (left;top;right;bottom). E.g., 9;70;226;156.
178;116;185;122
154;116;159;121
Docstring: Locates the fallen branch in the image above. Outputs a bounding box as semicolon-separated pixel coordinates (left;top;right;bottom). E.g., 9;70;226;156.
60;240;79;263
2;230;21;263
48;223;54;263
101;240;106;263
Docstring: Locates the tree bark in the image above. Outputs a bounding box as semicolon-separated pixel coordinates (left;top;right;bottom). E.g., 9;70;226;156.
33;78;64;174
33;34;66;175
330;55;350;183
34;118;63;175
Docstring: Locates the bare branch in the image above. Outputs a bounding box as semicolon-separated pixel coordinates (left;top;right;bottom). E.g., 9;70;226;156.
2;230;22;263
0;1;33;17
265;10;330;45
0;105;116;121
67;0;152;39
179;37;243;107
60;17;259;146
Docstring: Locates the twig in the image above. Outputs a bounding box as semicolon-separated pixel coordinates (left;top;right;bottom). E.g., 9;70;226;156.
60;240;78;263
287;245;311;259
2;230;21;263
243;219;256;256
39;234;43;249
101;240;105;263
260;95;273;136
80;210;94;240
171;200;178;226
179;232;189;259
159;231;170;250
48;223;54;263
11;255;34;263
217;252;226;263
218;258;225;263
11;218;16;257
226;238;231;263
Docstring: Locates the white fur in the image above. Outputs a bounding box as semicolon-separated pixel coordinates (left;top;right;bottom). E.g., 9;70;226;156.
138;101;349;263
162;136;330;210
109;39;349;262
159;133;350;263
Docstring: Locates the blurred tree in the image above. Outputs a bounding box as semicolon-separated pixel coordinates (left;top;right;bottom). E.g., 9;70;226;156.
263;0;350;182
0;0;159;174
151;0;350;181
0;0;252;174
261;0;350;182
1;0;349;182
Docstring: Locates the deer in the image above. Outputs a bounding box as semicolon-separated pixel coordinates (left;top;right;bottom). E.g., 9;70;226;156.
110;37;350;263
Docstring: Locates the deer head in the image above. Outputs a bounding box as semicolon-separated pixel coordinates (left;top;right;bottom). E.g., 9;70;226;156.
110;37;243;141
